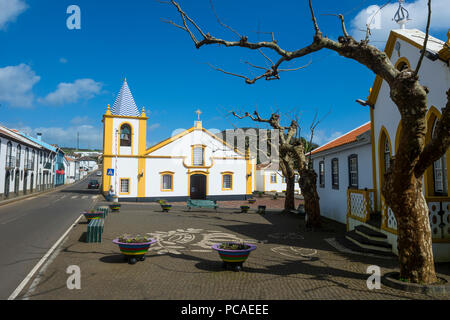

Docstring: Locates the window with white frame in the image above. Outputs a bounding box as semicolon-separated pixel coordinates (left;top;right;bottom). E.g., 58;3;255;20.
162;174;173;191
384;138;391;173
319;161;325;188
331;158;339;189
222;174;232;190
432;119;448;195
270;173;277;183
193;146;204;166
348;155;358;188
120;179;129;194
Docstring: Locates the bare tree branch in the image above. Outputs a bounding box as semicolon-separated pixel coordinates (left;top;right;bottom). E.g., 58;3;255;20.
414;0;432;77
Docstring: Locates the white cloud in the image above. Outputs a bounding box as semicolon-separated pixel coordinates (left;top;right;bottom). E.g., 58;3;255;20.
70;116;91;125
17;124;102;149
0;63;40;107
39;79;103;106
309;130;343;146
0;0;28;30
59;58;68;64
350;0;450;44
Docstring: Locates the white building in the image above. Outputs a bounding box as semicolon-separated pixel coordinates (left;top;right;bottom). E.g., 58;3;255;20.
310;122;372;224
314;28;450;261
255;163;301;195
0;126;56;199
102;79;256;201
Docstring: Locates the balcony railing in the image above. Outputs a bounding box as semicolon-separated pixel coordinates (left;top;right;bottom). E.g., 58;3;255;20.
16;157;21;167
43;162;52;169
347;188;375;223
6;155;16;168
381;194;450;242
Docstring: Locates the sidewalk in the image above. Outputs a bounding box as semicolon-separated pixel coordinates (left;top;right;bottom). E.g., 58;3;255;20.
0;173;93;208
17;201;450;300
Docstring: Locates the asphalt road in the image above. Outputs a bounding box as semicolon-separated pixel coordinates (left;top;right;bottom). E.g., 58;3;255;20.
0;172;102;299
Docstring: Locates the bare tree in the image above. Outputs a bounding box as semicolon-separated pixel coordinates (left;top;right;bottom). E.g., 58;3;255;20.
163;0;450;284
232;110;321;220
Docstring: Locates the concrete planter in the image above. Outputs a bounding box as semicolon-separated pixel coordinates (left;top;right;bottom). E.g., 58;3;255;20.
83;211;104;222
113;238;157;264
382;272;450;295
211;243;257;271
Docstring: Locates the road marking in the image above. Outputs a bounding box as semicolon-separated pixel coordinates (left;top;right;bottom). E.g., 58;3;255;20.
82;196;88;199
71;196;78;199
1;216;20;225
91;195;98;199
7;214;84;300
24;197;37;201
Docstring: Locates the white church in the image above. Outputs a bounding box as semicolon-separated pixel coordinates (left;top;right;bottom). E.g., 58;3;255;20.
101;79;256;202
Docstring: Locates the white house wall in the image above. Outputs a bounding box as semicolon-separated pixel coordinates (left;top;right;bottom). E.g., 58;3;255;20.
312;143;373;224
373;35;450;206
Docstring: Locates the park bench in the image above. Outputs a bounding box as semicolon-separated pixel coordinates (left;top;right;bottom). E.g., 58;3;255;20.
86;218;105;243
187;199;218;211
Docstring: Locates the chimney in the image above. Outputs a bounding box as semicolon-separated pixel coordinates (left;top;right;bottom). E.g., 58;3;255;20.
37;133;42;141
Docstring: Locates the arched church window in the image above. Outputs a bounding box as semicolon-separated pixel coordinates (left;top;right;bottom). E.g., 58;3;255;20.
16;145;21;167
432;119;448;196
120;124;132;147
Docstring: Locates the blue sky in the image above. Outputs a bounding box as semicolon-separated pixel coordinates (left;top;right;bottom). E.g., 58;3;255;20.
0;0;448;149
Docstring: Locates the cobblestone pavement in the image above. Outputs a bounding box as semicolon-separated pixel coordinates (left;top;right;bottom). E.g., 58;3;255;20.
18;202;450;300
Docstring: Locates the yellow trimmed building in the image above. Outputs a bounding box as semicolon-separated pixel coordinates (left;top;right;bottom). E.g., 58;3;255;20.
102;79;256;202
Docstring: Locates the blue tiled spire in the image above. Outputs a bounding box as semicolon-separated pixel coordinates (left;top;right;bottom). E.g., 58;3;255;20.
111;78;140;117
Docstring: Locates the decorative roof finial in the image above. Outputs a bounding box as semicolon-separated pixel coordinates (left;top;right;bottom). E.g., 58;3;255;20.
195;109;202;121
394;0;410;30
124;77;127;82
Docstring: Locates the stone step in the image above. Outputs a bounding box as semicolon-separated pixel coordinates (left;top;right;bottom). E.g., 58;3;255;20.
355;225;387;242
335;236;396;257
345;230;392;253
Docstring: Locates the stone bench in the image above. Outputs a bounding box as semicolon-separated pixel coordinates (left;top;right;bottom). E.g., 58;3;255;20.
187;199;218;211
86;218;104;243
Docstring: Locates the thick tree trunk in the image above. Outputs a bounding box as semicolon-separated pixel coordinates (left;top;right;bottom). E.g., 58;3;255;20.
384;174;438;284
299;168;321;228
284;177;296;212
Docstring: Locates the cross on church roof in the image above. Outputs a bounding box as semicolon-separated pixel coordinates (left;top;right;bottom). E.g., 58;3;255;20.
195;109;202;121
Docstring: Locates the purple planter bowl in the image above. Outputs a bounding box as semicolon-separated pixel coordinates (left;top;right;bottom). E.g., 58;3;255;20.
211;243;257;263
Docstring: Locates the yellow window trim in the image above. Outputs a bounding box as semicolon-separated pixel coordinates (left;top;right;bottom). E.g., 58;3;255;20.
119;178;131;195
191;144;206;166
160;171;174;192
221;171;233;191
378;126;392;190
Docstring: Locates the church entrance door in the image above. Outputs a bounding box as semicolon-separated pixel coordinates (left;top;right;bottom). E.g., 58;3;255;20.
190;174;206;199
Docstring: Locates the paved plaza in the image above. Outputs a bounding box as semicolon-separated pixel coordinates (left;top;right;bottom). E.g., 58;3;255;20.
18;200;450;300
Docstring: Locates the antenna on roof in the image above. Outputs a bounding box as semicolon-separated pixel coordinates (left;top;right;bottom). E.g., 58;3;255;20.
393;0;410;30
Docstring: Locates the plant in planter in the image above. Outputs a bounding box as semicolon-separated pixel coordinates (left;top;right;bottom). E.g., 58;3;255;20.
113;234;157;265
211;242;257;271
240;205;250;213
257;205;266;214
272;192;278;200
258;191;264;198
157;200;172;212
248;198;256;204
109;203;121;212
83;209;104;222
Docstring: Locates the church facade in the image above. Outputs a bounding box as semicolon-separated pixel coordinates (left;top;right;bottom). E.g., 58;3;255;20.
102;80;256;202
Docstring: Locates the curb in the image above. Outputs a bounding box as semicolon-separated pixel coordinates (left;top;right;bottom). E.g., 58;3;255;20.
382;272;450;295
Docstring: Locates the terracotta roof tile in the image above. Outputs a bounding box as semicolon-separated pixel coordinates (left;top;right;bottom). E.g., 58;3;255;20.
311;122;371;155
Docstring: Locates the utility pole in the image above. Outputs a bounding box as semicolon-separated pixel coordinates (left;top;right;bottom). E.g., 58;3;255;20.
77;132;79;151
